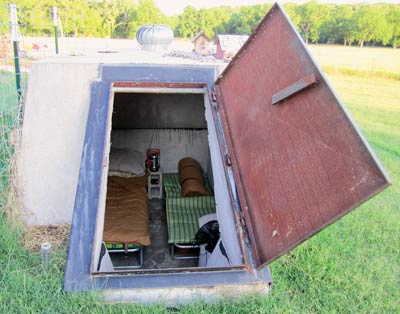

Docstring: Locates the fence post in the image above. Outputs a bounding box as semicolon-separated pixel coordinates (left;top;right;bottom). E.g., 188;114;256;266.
10;3;21;101
53;6;59;54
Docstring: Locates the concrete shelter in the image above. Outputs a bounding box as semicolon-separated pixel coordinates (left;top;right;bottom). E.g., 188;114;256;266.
17;4;390;304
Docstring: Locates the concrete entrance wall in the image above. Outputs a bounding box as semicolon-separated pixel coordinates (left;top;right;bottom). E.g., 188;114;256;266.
17;53;225;226
18;62;99;225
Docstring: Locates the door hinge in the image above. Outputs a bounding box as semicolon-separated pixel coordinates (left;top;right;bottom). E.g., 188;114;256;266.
211;92;219;110
225;154;232;166
239;214;251;245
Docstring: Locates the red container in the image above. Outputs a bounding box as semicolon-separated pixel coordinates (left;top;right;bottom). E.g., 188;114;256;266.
145;149;160;172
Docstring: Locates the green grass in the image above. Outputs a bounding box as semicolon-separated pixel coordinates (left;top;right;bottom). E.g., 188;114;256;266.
323;66;400;81
260;74;400;313
0;70;399;312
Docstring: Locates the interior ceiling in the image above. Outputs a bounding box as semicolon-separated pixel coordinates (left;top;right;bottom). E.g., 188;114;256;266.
112;93;207;129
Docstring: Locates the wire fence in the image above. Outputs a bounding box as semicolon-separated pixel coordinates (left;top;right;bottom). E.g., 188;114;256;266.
0;2;87;212
1;3;23;211
0;2;190;214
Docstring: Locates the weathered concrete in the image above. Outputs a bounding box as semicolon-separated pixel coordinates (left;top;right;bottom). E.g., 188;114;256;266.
18;62;99;225
111;129;209;173
17;51;225;226
103;283;270;305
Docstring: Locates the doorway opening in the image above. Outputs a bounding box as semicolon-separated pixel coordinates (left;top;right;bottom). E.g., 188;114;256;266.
92;83;244;273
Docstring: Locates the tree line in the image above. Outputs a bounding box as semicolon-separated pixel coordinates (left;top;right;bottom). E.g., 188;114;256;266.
1;0;399;48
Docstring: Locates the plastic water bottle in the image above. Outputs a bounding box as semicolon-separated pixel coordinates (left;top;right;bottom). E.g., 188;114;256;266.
41;242;52;272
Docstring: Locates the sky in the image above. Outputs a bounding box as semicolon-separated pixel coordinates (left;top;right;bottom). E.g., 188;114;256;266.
153;0;400;16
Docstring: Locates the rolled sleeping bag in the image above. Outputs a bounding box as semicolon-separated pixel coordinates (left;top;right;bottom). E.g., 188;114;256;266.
182;178;211;197
178;157;202;171
178;157;210;197
179;165;204;185
178;157;204;185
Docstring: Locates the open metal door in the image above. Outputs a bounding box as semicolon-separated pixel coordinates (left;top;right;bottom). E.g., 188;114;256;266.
214;3;391;269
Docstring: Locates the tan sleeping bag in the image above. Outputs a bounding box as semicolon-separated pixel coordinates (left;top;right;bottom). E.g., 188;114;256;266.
178;157;210;197
179;157;202;171
103;175;151;246
179;165;204;185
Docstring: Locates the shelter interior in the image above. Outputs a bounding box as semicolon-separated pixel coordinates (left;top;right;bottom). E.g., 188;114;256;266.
97;89;244;272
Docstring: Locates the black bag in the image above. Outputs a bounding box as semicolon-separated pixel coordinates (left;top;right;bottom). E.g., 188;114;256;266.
194;220;220;253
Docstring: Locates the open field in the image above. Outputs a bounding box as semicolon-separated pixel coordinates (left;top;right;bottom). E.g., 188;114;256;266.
310;45;400;74
0;52;399;311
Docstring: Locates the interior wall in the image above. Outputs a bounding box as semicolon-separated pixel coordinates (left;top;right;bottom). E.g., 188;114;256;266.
203;95;243;266
113;93;207;129
110;94;244;266
111;129;210;173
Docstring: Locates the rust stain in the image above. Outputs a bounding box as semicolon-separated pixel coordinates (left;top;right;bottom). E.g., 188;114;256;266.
215;4;390;268
272;72;318;105
112;82;207;89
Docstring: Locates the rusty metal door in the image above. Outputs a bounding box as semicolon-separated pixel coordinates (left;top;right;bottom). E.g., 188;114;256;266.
214;3;391;269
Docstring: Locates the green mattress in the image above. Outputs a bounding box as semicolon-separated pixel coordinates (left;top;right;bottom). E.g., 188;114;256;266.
164;173;216;244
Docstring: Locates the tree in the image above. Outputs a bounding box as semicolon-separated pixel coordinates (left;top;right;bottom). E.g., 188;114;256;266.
0;0;398;47
197;9;214;38
0;2;14;34
197;8;226;39
318;4;335;44
175;6;199;38
353;5;391;47
225;4;270;35
211;6;236;36
295;1;326;44
126;0;168;38
111;0;137;38
387;6;400;48
320;5;355;45
284;3;301;29
83;4;105;37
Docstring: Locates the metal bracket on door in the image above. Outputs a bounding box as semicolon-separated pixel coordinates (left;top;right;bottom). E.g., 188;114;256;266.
272;72;318;105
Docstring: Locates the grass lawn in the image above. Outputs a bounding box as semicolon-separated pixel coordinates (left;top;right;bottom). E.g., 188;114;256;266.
264;74;400;313
309;45;400;74
0;70;399;312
